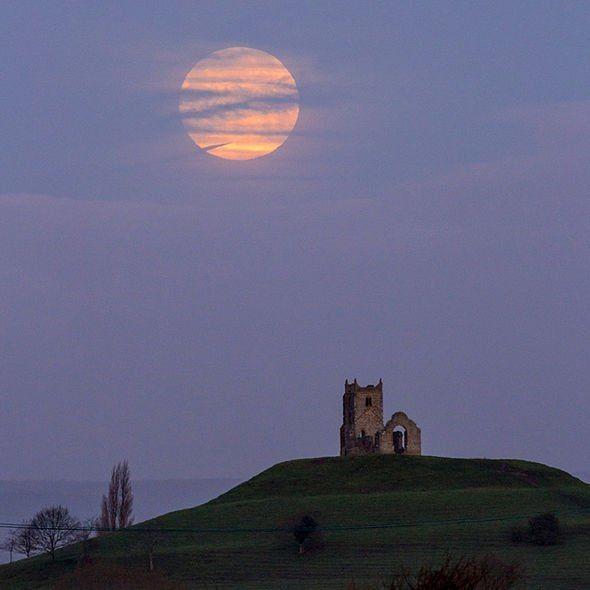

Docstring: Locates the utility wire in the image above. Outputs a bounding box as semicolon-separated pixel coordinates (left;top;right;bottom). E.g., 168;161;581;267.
0;506;589;535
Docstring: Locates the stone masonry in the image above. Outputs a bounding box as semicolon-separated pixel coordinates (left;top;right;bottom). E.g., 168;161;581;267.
339;379;422;456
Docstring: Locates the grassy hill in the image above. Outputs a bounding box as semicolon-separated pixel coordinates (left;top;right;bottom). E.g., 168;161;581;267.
1;455;589;589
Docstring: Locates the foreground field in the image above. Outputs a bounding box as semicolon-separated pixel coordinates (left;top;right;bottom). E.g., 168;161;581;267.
1;455;589;589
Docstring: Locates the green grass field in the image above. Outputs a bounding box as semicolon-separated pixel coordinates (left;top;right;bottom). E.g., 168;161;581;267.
1;455;589;589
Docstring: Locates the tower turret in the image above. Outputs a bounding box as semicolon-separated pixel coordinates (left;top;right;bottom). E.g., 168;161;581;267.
340;379;384;456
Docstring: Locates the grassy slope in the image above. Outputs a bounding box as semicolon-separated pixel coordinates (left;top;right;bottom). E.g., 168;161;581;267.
1;456;589;589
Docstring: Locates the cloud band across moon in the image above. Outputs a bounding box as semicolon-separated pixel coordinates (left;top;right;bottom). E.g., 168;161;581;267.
180;47;299;161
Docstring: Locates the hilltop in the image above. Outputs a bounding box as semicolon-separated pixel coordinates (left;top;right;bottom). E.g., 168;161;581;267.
214;454;582;500
1;455;589;589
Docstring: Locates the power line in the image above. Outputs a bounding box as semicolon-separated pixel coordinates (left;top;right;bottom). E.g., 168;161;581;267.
0;506;589;535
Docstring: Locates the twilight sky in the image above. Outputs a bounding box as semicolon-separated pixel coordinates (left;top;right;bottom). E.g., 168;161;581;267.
1;1;589;480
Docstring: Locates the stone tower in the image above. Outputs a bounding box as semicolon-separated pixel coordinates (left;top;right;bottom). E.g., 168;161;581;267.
339;379;422;457
340;379;384;456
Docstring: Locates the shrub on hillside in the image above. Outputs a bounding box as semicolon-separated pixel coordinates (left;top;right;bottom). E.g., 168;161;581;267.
510;512;560;546
288;514;324;554
528;512;560;545
347;554;524;589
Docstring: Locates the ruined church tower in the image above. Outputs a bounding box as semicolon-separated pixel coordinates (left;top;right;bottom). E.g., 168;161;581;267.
340;379;422;457
340;379;384;456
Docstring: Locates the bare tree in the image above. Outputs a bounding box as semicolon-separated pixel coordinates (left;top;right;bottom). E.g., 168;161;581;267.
99;460;134;531
14;522;38;559
30;505;80;561
1;530;18;563
101;464;120;532
119;460;134;528
99;495;111;535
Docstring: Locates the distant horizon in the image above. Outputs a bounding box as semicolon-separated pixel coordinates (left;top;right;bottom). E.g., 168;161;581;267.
0;476;244;484
0;459;587;484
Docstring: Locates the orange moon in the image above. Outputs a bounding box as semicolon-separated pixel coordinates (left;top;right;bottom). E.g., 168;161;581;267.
180;47;300;161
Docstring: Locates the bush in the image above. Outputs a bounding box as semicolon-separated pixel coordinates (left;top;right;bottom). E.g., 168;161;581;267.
291;515;320;554
529;512;560;546
348;554;524;589
510;512;560;546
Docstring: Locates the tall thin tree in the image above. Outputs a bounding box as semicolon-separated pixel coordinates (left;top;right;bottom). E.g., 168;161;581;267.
118;460;134;528
99;460;134;531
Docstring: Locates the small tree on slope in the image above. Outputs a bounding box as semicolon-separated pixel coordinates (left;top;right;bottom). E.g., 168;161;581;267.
30;506;80;561
14;522;38;558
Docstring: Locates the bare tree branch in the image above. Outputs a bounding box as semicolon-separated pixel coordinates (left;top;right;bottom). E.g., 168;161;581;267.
30;506;80;561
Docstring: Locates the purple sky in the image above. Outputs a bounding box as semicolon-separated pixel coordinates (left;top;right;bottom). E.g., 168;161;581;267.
1;1;589;480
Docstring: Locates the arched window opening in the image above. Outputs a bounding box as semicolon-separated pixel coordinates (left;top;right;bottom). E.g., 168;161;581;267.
393;425;407;454
365;397;372;407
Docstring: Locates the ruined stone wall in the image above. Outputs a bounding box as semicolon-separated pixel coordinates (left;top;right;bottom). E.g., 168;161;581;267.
380;412;422;455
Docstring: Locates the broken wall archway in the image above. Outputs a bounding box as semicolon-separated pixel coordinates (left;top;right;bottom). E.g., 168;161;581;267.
383;411;422;456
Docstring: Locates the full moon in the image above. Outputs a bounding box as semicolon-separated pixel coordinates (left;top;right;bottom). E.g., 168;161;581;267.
180;47;300;161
